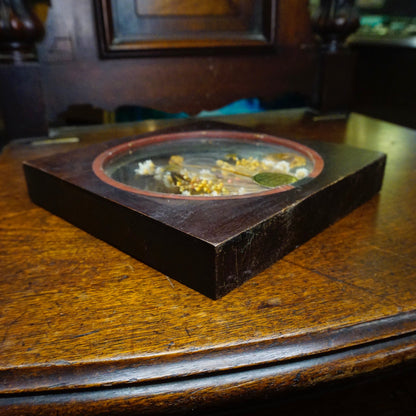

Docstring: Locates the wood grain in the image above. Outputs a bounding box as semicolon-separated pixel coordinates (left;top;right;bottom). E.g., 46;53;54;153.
135;0;238;16
1;109;416;414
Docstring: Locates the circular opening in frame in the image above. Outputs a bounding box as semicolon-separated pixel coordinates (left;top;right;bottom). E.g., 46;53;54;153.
92;130;324;200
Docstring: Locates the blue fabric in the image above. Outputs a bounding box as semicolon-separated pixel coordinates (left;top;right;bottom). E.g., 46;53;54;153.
115;94;306;123
196;98;262;117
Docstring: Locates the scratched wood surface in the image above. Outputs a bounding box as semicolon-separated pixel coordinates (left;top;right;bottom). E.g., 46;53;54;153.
1;109;416;415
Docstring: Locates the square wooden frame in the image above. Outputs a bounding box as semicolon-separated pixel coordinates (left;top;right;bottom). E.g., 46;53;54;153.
23;121;386;299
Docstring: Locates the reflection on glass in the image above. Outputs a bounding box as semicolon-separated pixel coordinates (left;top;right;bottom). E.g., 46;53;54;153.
95;132;323;199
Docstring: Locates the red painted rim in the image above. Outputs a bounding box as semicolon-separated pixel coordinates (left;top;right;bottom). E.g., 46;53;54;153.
92;130;324;200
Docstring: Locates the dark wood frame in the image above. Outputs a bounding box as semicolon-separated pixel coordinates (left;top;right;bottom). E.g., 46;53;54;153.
94;0;278;58
23;121;386;299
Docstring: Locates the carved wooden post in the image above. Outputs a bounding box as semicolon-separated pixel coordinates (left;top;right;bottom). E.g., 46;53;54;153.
310;0;360;115
0;0;47;144
311;0;360;53
0;0;45;62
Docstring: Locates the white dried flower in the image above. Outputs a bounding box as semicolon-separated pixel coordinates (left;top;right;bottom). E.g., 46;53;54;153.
295;168;309;179
199;169;214;180
154;166;164;180
135;159;156;175
262;159;276;169
272;161;290;174
162;172;173;187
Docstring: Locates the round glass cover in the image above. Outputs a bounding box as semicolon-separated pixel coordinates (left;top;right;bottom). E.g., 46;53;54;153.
92;130;324;199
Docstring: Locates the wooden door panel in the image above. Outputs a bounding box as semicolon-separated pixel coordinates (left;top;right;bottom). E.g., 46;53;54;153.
95;0;275;57
135;0;239;16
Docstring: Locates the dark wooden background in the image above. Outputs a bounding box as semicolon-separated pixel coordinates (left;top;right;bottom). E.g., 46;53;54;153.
2;0;416;147
0;0;314;144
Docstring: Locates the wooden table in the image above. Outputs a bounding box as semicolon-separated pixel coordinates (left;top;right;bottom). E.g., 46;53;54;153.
1;109;416;415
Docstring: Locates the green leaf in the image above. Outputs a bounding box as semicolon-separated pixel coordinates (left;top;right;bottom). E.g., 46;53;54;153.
253;172;297;188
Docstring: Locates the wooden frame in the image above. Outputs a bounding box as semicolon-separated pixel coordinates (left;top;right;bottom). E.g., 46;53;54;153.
94;0;277;58
23;121;386;299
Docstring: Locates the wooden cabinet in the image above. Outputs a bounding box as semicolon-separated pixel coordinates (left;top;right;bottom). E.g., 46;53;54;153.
1;0;314;143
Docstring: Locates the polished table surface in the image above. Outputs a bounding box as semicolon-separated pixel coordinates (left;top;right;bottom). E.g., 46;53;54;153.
1;109;416;415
